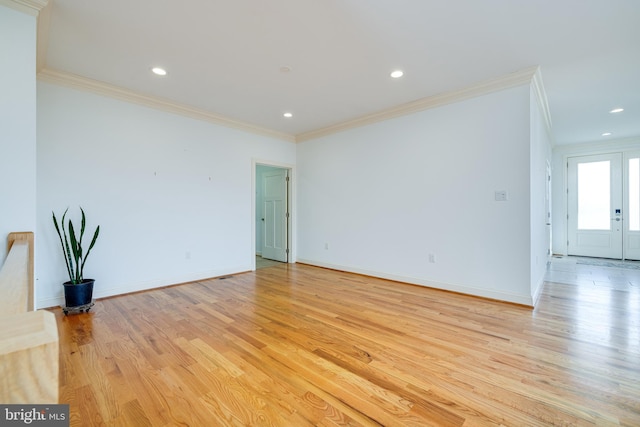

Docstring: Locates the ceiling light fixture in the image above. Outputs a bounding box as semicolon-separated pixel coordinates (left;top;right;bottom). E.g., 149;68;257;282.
283;112;293;118
151;67;167;76
390;70;404;78
280;66;292;73
610;108;624;113
602;132;612;137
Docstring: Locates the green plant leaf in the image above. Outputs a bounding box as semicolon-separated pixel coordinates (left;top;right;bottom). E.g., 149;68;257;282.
79;207;86;251
81;225;100;276
53;207;99;285
68;221;81;283
52;209;73;282
61;209;76;283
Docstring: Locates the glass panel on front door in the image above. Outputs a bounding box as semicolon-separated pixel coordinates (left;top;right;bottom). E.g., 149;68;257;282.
629;158;640;231
578;161;610;230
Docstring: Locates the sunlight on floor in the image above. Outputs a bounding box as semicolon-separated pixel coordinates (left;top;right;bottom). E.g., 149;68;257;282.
545;255;640;291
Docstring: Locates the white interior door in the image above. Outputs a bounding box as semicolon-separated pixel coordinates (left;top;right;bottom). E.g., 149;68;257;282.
567;153;622;258
261;168;288;262
624;152;640;260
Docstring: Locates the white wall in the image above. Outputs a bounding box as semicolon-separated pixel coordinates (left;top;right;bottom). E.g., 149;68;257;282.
36;82;296;308
552;137;640;255
0;5;37;264
297;85;534;305
529;84;553;303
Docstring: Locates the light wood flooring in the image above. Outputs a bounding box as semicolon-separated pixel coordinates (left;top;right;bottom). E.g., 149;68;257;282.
53;261;640;426
256;255;285;270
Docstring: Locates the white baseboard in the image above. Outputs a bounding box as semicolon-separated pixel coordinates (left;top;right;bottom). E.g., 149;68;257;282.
531;271;547;307
296;258;534;307
37;296;65;310
36;265;250;309
36;261;535;309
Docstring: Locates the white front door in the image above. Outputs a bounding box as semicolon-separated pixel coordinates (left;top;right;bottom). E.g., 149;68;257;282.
624;152;640;260
567;153;623;258
261;168;288;262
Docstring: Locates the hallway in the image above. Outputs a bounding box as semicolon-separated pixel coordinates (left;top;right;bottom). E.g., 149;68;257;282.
545;255;640;291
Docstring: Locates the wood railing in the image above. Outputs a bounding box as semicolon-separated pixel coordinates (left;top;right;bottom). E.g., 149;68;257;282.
0;232;59;403
2;233;34;313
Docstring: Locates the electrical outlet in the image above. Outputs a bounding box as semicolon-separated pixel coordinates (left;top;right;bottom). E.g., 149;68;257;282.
324;243;329;250
186;251;191;260
428;254;436;263
494;190;508;201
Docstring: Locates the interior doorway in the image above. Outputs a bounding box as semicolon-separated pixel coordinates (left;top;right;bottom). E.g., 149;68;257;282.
567;151;640;260
255;164;291;266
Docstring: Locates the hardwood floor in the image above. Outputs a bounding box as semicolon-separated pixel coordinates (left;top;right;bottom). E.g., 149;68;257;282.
256;255;285;270
53;262;640;426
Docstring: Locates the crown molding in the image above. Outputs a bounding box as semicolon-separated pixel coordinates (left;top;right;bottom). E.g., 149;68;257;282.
38;68;296;143
531;67;554;140
554;136;640;155
295;66;539;143
1;0;51;72
37;65;544;145
35;0;51;72
0;0;48;16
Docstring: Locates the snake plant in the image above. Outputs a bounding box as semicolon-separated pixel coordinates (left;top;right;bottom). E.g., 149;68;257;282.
52;207;100;285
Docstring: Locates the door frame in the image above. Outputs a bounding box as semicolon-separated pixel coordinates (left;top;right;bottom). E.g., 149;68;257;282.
546;160;552;257
623;150;640;260
251;159;295;270
554;141;640;257
566;152;623;259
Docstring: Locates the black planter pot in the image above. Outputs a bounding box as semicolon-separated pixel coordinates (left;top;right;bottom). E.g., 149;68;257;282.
63;279;95;307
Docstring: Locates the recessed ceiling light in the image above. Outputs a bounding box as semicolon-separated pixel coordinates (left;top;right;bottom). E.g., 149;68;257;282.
602;132;612;137
280;66;292;73
151;67;167;76
390;70;404;78
610;108;624;113
283;112;293;118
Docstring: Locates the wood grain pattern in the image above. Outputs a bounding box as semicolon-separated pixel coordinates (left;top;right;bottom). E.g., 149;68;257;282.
0;231;58;404
7;231;34;311
54;263;640;426
2;232;34;314
0;310;59;403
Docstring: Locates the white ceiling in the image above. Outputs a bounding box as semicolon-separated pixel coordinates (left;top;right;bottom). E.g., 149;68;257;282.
39;0;640;144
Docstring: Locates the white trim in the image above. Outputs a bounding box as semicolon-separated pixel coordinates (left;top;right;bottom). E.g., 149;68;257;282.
0;0;47;16
251;159;297;270
531;67;553;142
37;68;297;143
555;136;640;156
531;272;546;307
297;259;534;307
37;66;542;145
36;265;249;309
35;0;50;71
296;66;539;143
